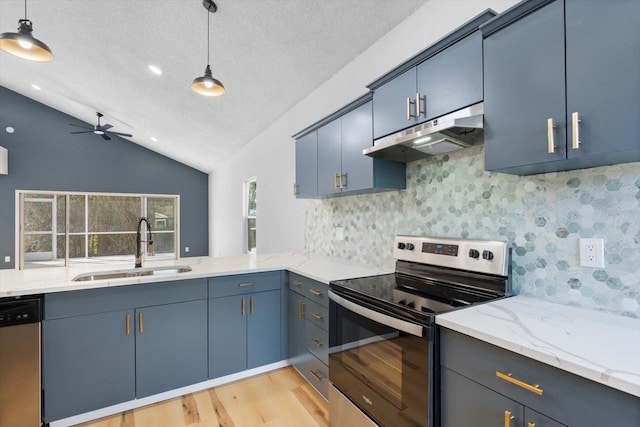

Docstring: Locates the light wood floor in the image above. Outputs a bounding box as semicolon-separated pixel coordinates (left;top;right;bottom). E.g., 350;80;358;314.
75;367;329;427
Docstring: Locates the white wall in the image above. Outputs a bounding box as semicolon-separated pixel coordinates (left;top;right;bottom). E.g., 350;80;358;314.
210;0;518;257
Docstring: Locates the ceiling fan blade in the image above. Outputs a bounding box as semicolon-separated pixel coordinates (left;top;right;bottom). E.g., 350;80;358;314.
101;124;113;131
69;123;93;130
106;131;133;137
101;133;112;141
70;131;94;134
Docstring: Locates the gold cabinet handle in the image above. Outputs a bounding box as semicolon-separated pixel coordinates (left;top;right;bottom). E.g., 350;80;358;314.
241;298;246;316
504;410;514;427
311;338;323;347
334;172;341;190
291;280;302;287
310;370;323;382
126;314;131;336
138;312;143;333
293;183;298;196
496;371;543;396
239;281;255;287
571;111;581;149
406;97;416;120
528;423;536;427
547;118;557;154
311;312;324;320
416;92;425;118
340;173;347;189
309;289;322;297
250;296;254;314
298;300;305;319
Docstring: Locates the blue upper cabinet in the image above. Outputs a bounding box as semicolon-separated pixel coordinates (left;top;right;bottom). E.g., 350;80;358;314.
294;95;405;198
294;131;318;198
482;0;640;175
369;10;496;140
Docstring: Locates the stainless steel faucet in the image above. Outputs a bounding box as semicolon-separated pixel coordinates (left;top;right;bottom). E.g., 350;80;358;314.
135;217;154;268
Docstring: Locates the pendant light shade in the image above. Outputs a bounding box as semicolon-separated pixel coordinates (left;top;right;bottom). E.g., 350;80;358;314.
192;0;224;97
0;1;53;62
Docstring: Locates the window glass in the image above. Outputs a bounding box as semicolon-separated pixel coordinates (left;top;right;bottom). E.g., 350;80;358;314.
88;196;140;232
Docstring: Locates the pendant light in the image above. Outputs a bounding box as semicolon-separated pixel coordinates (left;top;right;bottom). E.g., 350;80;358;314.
0;0;53;62
191;0;225;96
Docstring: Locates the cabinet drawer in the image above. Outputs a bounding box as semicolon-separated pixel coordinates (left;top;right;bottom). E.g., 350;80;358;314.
305;299;329;331
296;353;329;400
305;321;328;365
440;328;640;426
45;279;208;319
209;271;281;298
288;272;328;307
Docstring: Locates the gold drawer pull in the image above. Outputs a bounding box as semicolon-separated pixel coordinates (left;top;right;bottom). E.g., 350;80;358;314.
496;371;543;396
138;312;144;333
311;338;323;347
504;410;514;427
239;281;255;287
126;314;131;336
291;280;302;287
528;423;536;427
311;312;324;320
310;370;323;382
309;289;322;297
298;301;305;318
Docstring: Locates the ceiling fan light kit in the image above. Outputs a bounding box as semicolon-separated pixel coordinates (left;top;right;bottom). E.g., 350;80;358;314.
191;0;225;97
0;0;53;62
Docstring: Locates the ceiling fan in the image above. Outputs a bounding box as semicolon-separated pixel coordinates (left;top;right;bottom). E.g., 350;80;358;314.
69;112;132;140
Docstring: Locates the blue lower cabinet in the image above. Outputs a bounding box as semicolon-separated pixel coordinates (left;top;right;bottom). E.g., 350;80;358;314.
43;310;136;422
209;289;281;378
135;300;208;397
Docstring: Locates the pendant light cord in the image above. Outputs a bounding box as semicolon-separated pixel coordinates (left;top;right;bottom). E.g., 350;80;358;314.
207;9;210;66
24;0;28;19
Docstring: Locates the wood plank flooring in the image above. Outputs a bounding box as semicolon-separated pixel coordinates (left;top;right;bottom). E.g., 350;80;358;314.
74;367;329;427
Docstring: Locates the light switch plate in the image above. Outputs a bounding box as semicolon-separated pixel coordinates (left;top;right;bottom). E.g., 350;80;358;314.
335;227;345;241
579;238;604;268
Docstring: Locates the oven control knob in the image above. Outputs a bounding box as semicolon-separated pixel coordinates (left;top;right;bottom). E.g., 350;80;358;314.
398;242;406;250
468;249;480;259
407;243;415;251
482;250;494;260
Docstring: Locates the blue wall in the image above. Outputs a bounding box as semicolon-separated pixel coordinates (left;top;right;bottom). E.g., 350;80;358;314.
0;86;209;269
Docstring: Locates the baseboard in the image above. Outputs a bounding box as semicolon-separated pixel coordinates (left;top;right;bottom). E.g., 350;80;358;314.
49;360;290;427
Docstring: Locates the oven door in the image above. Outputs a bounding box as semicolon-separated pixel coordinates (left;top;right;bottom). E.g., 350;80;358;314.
329;289;435;427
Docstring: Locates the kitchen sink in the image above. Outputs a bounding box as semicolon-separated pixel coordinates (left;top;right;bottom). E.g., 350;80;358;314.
72;265;192;282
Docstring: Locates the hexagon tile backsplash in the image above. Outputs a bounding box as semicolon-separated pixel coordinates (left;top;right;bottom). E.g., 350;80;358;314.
305;145;640;318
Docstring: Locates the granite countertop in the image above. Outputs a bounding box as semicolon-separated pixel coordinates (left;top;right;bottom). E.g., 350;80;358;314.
436;295;640;398
0;252;391;297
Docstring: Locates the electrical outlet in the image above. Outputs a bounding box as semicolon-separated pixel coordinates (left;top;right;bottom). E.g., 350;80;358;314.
3;256;9;263
579;238;604;268
184;247;190;253
335;227;345;241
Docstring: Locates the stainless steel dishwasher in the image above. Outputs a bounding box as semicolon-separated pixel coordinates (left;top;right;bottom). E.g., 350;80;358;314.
0;295;43;427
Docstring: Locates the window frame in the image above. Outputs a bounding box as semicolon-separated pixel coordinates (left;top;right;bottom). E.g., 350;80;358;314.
243;177;257;254
16;190;180;269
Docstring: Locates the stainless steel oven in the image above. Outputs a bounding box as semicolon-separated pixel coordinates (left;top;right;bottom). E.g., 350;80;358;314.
328;236;511;427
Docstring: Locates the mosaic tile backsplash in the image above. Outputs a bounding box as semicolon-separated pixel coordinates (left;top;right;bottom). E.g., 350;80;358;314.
305;146;640;318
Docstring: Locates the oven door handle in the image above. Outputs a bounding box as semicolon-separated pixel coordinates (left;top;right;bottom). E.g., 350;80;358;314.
329;290;424;337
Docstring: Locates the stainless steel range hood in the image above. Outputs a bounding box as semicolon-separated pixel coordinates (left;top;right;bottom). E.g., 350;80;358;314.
363;102;484;162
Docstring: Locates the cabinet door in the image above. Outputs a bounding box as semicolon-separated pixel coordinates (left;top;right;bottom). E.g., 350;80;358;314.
417;31;483;121
288;290;307;367
247;290;281;369
317;119;342;196
441;368;523;427
42;310;135;422
483;0;566;171
135;300;207;398
209;295;247;378
565;0;640;158
295;131;318;198
341;101;374;193
372;68;417;139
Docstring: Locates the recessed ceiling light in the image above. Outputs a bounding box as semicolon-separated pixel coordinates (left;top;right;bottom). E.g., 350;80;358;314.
5;127;15;134
31;84;41;90
148;65;162;76
150;137;158;142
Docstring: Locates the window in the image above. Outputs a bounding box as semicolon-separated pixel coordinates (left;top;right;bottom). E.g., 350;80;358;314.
244;178;257;253
18;191;178;269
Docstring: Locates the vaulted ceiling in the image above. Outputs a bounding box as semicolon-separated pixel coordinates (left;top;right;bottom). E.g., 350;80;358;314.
0;0;427;172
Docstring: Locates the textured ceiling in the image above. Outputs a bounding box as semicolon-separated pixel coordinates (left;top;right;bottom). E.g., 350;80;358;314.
0;0;427;172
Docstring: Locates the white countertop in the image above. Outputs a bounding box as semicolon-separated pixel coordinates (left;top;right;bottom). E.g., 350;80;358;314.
0;252;391;297
436;295;640;398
